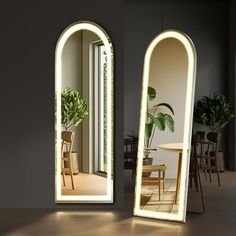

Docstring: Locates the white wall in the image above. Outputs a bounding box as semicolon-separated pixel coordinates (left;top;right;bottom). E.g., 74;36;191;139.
81;30;100;173
148;38;188;178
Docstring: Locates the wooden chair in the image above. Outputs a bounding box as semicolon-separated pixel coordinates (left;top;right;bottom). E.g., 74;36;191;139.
142;164;167;201
195;131;208;181
189;134;199;191
61;131;75;190
197;132;221;186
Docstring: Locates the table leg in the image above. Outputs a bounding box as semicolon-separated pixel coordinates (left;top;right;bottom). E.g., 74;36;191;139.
175;152;182;204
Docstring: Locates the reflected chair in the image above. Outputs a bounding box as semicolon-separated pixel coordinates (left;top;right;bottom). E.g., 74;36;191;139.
61;131;75;190
142;164;167;201
197;132;221;186
124;138;138;177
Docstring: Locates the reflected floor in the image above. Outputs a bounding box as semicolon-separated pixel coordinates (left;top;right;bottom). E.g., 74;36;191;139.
62;173;109;195
140;179;179;213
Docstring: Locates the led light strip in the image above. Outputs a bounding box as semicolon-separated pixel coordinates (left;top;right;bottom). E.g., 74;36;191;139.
55;21;113;203
134;30;196;222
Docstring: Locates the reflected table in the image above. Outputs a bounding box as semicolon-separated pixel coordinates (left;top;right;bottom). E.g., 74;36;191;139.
158;143;183;204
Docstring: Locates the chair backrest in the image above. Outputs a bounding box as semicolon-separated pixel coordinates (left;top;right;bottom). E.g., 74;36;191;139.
195;131;206;141
206;132;221;153
194;131;206;157
61;131;75;154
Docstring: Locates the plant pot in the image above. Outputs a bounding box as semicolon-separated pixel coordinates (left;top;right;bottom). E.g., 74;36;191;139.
63;152;79;175
142;158;153;177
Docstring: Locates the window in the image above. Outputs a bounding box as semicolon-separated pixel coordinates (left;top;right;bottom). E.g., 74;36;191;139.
93;42;107;175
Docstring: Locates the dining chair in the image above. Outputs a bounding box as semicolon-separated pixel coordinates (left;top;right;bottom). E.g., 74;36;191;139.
188;134;205;214
194;131;209;181
189;134;199;191
124;138;138;177
197;132;221;186
142;164;167;201
61;131;75;190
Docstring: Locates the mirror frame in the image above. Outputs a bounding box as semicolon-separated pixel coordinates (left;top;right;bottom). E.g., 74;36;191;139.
55;21;114;203
133;30;196;222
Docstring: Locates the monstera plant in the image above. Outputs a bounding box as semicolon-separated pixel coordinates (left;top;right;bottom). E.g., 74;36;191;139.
144;86;175;160
61;88;88;131
194;93;234;132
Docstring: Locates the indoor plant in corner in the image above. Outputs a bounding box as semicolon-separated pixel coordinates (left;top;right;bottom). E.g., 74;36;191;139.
194;93;234;171
144;86;175;177
61;88;88;174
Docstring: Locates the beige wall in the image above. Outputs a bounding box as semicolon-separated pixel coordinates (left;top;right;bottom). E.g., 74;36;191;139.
61;30;99;173
61;31;83;170
149;38;188;178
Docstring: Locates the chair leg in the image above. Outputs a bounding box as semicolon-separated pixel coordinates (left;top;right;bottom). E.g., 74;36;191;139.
62;173;66;186
61;159;66;186
207;158;212;183
163;171;165;194
70;173;75;190
189;163;193;189
158;170;161;201
204;169;208;182
69;156;75;190
216;171;221;186
215;157;221;186
194;161;199;192
209;170;212;183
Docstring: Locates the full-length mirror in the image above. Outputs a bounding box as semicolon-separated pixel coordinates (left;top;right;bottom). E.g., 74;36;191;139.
55;21;113;203
134;30;196;222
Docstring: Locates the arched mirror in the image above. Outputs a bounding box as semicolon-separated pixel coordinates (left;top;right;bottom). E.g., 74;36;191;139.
55;21;113;203
134;30;196;222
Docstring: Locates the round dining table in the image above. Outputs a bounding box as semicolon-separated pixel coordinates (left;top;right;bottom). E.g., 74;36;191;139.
158;143;183;204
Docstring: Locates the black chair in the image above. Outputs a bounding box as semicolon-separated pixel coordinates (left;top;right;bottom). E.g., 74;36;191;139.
198;132;221;186
124;138;138;177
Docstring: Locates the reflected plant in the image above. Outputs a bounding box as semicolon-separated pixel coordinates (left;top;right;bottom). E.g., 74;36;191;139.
144;86;175;158
61;88;88;131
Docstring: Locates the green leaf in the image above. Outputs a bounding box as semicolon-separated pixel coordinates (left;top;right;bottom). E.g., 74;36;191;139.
61;88;88;130
153;103;175;115
147;86;156;101
165;114;175;132
153;115;165;131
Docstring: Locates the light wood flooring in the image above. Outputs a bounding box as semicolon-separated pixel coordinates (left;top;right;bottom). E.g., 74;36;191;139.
140;179;178;213
62;173;108;195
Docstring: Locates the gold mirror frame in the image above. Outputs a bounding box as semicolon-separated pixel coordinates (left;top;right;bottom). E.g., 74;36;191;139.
55;21;114;203
134;30;196;222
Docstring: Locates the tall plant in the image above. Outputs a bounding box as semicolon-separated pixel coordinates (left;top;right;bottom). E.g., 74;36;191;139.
194;93;234;132
144;86;175;158
61;88;88;131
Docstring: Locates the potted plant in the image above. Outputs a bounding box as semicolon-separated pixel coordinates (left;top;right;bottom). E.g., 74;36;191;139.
144;86;175;176
194;93;234;171
61;88;88;173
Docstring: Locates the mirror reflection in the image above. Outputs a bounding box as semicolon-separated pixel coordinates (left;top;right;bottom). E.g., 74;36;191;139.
134;30;196;222
55;22;113;203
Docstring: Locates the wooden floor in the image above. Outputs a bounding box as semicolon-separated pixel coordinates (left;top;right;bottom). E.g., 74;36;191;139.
141;179;178;213
62;173;107;195
0;170;236;235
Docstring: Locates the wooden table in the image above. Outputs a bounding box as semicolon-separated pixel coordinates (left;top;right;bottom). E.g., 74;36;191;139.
158;143;183;204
